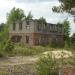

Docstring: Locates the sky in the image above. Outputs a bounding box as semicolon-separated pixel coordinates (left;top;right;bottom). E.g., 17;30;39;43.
0;0;75;35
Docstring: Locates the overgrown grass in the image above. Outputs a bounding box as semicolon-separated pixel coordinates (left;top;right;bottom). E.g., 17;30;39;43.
0;43;74;57
6;45;53;56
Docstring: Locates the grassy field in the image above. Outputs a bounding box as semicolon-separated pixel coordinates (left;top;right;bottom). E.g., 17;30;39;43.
0;42;73;57
5;44;64;57
0;45;75;75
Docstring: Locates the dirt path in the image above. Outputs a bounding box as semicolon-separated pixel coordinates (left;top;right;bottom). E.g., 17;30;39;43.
0;56;38;66
0;50;72;66
0;56;38;75
0;50;73;75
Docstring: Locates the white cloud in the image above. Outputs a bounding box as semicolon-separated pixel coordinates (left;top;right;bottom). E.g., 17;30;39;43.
0;0;75;34
16;0;58;3
0;0;15;23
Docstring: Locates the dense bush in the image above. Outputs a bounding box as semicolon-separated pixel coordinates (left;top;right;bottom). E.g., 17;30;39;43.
36;54;58;75
11;45;50;56
0;39;14;57
3;39;14;52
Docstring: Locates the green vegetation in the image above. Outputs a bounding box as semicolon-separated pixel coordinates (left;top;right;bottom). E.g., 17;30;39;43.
52;0;75;49
0;7;33;57
7;7;33;25
25;11;33;20
36;51;75;75
63;20;70;41
4;45;54;56
56;20;75;50
69;33;75;49
62;20;70;48
52;0;75;14
38;17;46;24
7;7;25;24
0;23;9;56
36;54;58;75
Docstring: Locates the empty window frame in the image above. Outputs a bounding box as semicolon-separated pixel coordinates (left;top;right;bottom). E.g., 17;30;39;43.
37;24;41;31
26;36;29;43
26;21;29;25
11;36;22;42
13;23;16;30
19;22;22;30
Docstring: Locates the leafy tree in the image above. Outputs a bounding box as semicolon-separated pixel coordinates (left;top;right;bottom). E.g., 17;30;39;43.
52;0;75;48
63;20;70;41
52;0;75;22
0;24;8;56
56;20;70;47
52;0;75;14
62;20;70;47
38;17;46;23
7;7;25;24
0;23;5;32
70;33;75;49
26;12;33;20
0;24;9;43
7;7;33;23
0;24;14;57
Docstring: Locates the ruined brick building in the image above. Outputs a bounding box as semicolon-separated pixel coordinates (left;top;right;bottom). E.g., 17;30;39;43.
9;19;64;45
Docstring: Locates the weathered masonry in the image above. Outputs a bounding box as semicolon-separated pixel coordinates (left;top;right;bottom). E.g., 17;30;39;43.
9;19;64;45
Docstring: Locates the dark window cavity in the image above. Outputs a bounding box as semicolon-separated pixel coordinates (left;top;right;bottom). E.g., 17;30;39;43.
38;24;41;31
13;23;16;30
26;36;29;43
19;22;22;30
26;21;29;25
